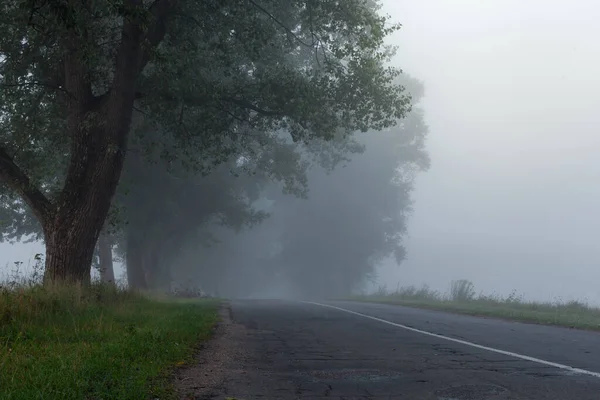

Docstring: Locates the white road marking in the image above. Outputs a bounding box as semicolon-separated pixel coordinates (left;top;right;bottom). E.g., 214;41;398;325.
305;301;600;379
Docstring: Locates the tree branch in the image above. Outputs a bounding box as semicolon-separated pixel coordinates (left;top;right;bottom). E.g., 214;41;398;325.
110;0;175;105
138;0;177;73
222;97;283;117
0;80;72;98
134;90;283;117
245;0;315;48
0;146;53;223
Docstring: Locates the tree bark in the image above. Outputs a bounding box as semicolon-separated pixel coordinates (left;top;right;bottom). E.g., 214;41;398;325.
98;234;115;284
43;222;94;285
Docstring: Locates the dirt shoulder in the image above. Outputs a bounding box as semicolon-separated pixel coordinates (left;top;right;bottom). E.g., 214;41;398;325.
175;303;250;399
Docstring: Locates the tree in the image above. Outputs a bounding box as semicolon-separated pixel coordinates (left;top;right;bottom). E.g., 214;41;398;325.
0;0;177;283
118;156;266;290
117;125;309;290
1;0;410;284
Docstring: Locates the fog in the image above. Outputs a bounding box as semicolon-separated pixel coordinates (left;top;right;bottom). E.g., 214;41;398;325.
379;0;600;303
2;0;600;303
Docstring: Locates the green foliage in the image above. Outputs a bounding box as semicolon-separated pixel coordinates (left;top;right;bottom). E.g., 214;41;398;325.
140;0;408;151
1;0;410;177
0;0;412;252
0;283;218;400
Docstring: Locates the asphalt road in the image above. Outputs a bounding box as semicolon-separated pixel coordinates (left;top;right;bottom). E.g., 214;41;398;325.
197;300;600;399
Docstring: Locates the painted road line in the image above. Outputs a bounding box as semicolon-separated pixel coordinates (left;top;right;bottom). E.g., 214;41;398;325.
306;301;600;379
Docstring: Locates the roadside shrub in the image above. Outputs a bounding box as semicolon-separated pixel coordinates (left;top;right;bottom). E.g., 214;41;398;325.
450;279;476;302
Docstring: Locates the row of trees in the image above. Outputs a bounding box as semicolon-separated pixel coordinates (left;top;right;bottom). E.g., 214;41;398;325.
170;75;428;298
0;0;427;292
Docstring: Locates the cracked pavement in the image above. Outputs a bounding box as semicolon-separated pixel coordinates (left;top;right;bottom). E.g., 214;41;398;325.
179;300;600;399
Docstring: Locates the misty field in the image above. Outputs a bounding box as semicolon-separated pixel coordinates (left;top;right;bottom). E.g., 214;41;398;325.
0;283;218;400
352;280;600;331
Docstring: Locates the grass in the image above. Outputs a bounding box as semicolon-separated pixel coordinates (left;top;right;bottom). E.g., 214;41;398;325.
0;282;220;400
350;280;600;331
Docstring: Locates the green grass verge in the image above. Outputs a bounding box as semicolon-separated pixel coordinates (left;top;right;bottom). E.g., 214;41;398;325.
349;282;600;331
0;284;220;400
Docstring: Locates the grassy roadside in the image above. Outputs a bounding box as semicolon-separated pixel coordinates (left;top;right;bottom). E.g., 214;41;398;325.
0;284;219;400
349;281;600;331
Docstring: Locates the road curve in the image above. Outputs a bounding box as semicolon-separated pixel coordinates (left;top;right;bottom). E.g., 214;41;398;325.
193;299;600;399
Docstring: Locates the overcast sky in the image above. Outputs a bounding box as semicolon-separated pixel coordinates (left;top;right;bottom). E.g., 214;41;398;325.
375;0;600;303
2;0;600;303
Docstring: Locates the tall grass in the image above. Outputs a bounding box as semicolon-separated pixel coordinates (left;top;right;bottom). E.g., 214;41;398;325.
353;280;600;331
0;266;219;400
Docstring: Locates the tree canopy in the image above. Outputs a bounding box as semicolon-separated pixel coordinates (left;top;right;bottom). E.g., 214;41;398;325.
0;0;413;284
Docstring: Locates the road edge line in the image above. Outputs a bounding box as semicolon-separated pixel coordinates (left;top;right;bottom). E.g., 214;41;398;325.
304;301;600;379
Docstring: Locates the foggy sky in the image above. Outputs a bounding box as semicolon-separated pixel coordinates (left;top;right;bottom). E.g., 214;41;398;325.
377;0;600;303
3;0;600;303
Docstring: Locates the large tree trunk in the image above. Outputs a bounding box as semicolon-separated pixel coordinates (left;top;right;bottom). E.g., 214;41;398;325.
0;2;173;286
42;120;128;285
43;222;95;285
40;4;172;285
98;234;115;284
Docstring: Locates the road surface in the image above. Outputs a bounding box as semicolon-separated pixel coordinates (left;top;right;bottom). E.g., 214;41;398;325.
182;300;600;399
